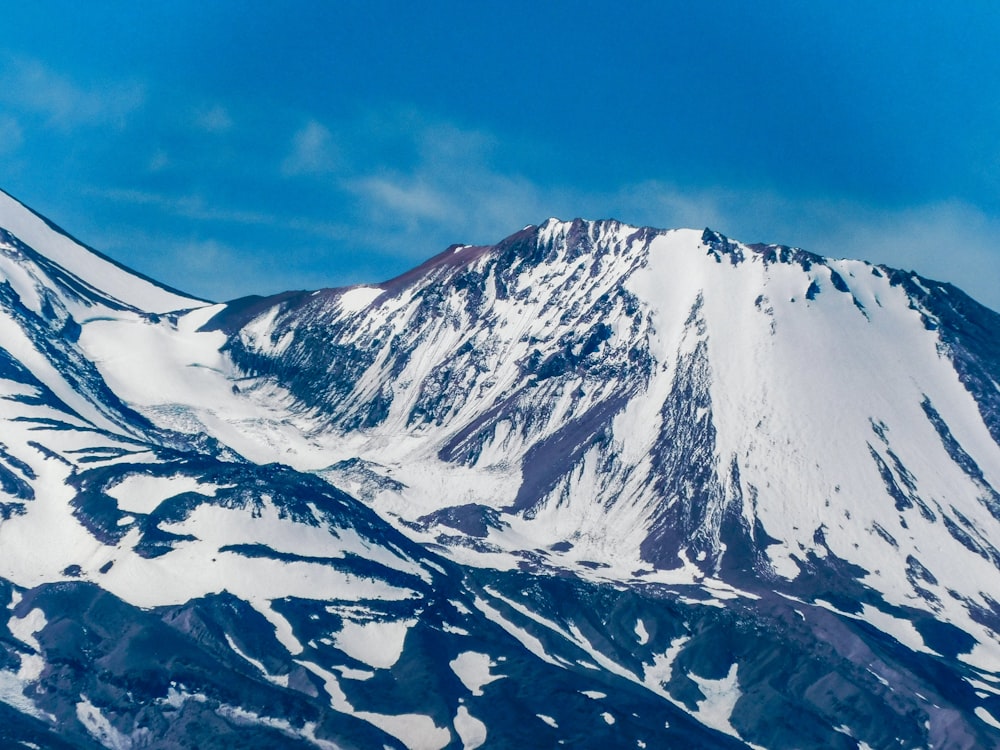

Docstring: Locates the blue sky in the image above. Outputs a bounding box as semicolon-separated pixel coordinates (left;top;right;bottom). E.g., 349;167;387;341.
2;2;1000;309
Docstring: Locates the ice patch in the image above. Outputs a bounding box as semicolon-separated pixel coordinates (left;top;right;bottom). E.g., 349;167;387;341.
857;605;935;655
77;696;144;750
105;473;226;514
450;651;502;696
334;618;414;670
224;633;288;687
644;635;690;690
335;665;375;681
866;668;890;688
453;705;487;750
9;607;46;651
360;712;450;750
472;596;560;666
17;653;44;683
215;704;341;750
976;706;1000;729
0;669;43;717
338;286;385;312
634;619;649;645
690;664;741;738
257;604;304;656
298;659;450;749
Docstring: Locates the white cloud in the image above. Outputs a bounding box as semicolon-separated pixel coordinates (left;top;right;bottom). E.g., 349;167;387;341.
86;187;277;226
415;121;497;165
85;186;352;245
194;104;233;133
281;119;339;176
148;150;170;172
0;115;24;155
352;177;453;225
0;56;145;129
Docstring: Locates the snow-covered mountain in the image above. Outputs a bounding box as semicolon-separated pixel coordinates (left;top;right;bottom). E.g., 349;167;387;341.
1;188;1000;749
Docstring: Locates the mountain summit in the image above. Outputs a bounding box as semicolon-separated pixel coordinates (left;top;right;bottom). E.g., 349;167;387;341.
1;197;999;749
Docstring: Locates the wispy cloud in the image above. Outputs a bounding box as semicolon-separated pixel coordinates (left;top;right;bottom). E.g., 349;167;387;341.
148;150;171;172
85;186;351;243
352;177;453;225
85;187;275;225
193;104;233;134
281;119;339;177
0;115;24;155
0;56;145;129
343;117;546;249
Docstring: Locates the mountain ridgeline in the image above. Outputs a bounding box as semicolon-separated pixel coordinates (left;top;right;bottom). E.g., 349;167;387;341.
1;189;1000;749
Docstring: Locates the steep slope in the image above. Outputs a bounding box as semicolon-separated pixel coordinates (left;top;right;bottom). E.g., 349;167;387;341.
0;188;215;446
211;218;1000;744
0;197;778;749
219;220;1000;614
0;189;201;314
1;197;1000;748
